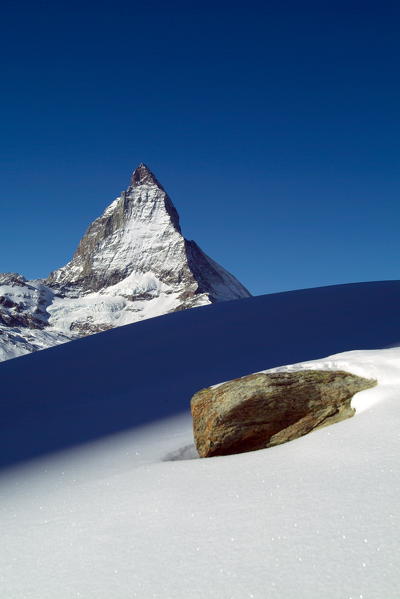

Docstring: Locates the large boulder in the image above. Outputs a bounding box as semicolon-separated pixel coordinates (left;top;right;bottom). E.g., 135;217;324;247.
191;370;376;457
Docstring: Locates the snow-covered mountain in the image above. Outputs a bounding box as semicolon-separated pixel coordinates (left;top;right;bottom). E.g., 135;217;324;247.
0;164;250;361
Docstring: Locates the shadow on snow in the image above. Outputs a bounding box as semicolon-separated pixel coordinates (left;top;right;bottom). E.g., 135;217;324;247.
1;280;400;471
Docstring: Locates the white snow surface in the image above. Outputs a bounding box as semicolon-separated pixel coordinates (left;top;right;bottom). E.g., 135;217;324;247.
1;347;400;598
0;326;71;362
0;278;71;361
46;272;208;336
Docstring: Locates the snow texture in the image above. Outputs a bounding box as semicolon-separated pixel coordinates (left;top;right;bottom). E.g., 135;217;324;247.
1;281;400;598
1;354;400;599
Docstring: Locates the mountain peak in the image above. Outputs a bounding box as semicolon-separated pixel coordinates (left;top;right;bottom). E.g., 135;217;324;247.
44;165;250;301
1;165;251;361
130;163;163;189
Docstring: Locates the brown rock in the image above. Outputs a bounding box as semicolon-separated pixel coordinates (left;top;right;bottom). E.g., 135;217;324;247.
191;370;377;457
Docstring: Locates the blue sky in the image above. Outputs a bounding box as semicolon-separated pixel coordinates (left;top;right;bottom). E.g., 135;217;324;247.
1;0;399;295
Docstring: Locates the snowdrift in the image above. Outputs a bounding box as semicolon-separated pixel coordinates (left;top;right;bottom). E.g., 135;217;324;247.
1;280;400;470
2;280;400;599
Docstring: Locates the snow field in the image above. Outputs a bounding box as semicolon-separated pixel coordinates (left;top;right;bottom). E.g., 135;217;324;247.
1;347;400;598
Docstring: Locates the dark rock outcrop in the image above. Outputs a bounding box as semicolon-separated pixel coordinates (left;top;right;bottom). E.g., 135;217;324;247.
0;274;51;330
191;370;377;457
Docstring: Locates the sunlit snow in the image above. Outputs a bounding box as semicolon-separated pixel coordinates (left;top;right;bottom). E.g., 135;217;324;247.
1;347;400;598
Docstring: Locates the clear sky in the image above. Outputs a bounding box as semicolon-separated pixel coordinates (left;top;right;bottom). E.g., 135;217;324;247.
1;0;399;296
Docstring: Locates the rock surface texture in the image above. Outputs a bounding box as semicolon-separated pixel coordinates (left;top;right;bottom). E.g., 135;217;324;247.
0;164;250;362
191;370;377;457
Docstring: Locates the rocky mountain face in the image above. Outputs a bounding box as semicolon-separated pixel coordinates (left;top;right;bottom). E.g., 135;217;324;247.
0;164;250;361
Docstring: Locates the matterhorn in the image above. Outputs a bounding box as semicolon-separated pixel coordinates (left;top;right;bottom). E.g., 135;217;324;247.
0;164;250;361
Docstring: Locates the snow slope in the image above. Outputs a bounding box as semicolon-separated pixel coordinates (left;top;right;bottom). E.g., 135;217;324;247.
1;280;400;469
1;281;400;598
1;352;400;598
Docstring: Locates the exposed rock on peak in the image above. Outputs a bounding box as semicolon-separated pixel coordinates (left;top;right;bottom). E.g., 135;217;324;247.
0;273;27;286
0;165;251;362
130;163;163;189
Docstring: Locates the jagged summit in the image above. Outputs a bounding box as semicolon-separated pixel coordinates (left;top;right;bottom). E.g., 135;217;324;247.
46;163;185;292
130;163;164;189
0;165;251;362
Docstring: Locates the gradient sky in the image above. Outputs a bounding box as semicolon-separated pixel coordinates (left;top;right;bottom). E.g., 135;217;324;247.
1;0;399;295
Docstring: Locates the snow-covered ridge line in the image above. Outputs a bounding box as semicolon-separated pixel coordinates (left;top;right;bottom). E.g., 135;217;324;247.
0;163;250;362
266;347;400;413
212;347;400;414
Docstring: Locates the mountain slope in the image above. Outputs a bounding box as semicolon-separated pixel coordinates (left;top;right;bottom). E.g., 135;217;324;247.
1;279;400;469
1;281;400;599
0;164;250;360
